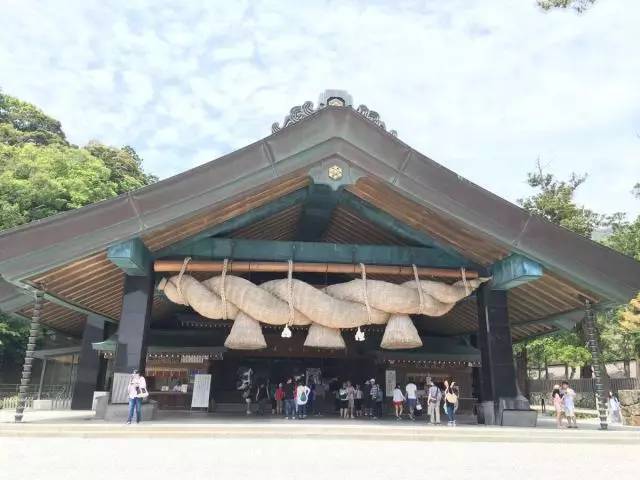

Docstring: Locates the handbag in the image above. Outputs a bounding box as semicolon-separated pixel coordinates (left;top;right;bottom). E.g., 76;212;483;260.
137;387;149;399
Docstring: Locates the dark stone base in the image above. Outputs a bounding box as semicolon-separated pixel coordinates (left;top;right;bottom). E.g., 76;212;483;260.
95;400;158;422
501;409;538;427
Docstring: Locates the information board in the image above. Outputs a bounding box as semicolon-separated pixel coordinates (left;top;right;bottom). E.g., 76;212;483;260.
191;374;212;409
385;369;396;397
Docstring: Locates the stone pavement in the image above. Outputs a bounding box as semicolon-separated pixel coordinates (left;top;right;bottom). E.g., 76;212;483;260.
1;435;638;480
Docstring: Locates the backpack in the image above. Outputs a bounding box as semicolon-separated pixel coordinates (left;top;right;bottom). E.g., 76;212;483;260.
339;389;348;401
300;389;308;403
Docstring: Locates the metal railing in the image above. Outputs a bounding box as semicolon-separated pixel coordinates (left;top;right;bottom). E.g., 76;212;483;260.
0;383;73;410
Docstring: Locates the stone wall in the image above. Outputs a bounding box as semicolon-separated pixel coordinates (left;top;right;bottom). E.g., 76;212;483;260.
618;390;640;426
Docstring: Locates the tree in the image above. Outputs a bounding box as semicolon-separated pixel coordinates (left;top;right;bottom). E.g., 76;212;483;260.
0;92;68;146
85;141;157;194
537;0;597;12
0;91;156;231
618;294;640;333
518;159;603;238
0;312;29;374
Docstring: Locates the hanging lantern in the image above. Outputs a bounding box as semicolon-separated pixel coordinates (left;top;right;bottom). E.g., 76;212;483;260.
380;314;422;350
224;313;267;350
304;323;345;349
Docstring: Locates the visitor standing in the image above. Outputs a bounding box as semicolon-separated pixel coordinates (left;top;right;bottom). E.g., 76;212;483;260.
296;381;311;419
275;383;285;415
355;384;363;417
307;383;316;416
255;382;268;415
369;379;380;419
561;381;577;428
126;369;147;424
608;391;622;424
284;377;295;419
338;382;349;418
551;385;564;429
269;381;277;414
444;380;459;426
426;381;441;425
346;381;356;419
375;383;385;418
405;381;418;420
363;380;372;417
392;384;405;419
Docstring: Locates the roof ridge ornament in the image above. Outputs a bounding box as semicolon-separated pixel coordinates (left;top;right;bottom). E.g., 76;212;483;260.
271;89;397;137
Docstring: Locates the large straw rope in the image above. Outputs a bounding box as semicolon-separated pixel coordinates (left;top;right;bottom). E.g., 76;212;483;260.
159;266;488;330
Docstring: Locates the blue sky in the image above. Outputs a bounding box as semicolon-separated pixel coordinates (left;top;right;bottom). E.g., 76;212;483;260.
1;0;639;217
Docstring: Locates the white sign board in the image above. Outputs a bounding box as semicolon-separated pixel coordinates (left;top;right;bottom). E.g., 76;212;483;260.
385;369;396;397
191;374;212;409
111;373;130;404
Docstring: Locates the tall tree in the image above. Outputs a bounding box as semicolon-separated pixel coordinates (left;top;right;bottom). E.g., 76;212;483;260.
0;92;156;231
518;159;603;237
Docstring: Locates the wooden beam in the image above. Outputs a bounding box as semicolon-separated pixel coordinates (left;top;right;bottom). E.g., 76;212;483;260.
154;260;478;279
160;238;475;269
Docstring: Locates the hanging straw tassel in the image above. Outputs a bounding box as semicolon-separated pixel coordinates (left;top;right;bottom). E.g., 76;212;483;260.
304;323;346;349
380;314;423;350
224;312;267;350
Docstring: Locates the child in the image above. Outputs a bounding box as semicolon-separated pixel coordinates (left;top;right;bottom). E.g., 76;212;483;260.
392;384;405;419
551;385;564;429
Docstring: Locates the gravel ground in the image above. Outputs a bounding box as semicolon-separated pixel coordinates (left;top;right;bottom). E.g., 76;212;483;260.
1;437;636;480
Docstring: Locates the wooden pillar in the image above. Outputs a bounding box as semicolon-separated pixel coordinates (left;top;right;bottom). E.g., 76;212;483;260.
114;273;153;375
476;285;534;426
71;314;105;410
15;290;43;422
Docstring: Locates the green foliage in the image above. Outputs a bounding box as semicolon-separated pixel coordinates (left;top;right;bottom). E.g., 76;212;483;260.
0;312;29;366
518;159;603;237
524;331;591;374
604;216;640;261
0;92;67;146
0;91;156;232
85;141;158;194
537;0;597;12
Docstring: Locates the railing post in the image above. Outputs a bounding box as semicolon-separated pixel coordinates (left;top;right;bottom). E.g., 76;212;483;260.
15;289;44;422
583;299;608;430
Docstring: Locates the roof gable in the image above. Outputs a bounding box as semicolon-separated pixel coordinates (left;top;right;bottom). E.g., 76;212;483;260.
0;105;638;303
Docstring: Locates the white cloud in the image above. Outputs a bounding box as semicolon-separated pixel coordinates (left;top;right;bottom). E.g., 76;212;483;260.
0;0;638;217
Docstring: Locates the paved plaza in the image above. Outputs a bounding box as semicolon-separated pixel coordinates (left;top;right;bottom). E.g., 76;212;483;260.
1;410;639;480
1;435;638;480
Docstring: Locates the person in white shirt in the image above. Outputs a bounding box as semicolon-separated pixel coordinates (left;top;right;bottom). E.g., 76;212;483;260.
295;381;311;419
126;369;147;424
405;381;418;420
392;384;405;419
426;382;442;425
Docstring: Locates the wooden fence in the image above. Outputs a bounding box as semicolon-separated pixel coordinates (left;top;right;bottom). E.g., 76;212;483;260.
528;377;639;393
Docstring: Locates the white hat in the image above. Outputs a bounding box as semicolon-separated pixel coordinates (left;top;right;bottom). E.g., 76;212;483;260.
370;378;375;383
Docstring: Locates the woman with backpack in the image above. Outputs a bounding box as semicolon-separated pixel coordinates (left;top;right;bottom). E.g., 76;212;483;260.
443;380;459;426
295;381;311;419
